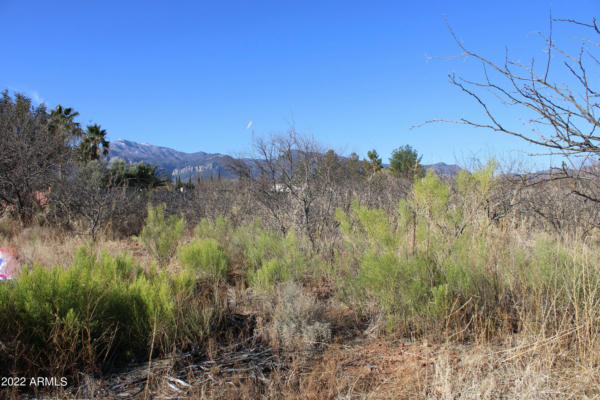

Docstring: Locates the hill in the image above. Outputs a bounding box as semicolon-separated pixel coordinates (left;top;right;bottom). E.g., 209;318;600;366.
108;139;462;181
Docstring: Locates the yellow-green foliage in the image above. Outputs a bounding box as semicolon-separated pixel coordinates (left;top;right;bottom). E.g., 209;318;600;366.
178;238;229;280
336;201;442;330
0;246;211;378
336;201;401;257
139;203;185;266
334;162;600;339
335;164;509;334
195;216;233;244
523;239;600;325
246;230;307;291
194;217;308;291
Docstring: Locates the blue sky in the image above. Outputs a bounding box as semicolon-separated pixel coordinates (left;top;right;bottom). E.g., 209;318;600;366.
1;1;597;168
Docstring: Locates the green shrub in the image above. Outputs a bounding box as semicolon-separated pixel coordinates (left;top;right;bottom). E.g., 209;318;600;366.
335;169;506;336
139;203;185;266
193;217;309;290
354;251;442;331
246;230;307;291
249;258;291;291
0;246;206;378
195;216;233;244
178;238;229;280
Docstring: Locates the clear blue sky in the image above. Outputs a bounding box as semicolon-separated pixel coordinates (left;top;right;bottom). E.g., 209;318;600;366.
1;1;597;167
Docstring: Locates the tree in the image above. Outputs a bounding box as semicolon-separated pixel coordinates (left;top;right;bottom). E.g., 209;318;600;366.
230;129;349;249
78;124;110;162
366;149;383;173
107;160;168;189
389;145;424;178
49;105;82;145
0;91;71;224
440;16;600;202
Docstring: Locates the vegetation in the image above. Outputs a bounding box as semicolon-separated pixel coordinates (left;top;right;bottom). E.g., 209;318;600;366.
0;246;194;378
139;203;185;266
78;124;110;162
2;151;600;397
389;144;424;178
178;238;229;281
106;159;169;188
1;18;600;398
366;149;383;173
0;91;71;225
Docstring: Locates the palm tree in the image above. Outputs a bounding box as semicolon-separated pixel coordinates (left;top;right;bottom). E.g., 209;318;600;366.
79;124;110;162
49;105;82;145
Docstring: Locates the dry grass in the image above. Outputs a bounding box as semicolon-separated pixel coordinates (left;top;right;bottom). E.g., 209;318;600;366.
431;338;600;399
3;217;600;399
6;335;599;399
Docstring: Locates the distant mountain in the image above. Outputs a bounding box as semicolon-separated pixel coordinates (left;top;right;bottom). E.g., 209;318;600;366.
107;139;238;181
108;139;462;182
423;162;462;176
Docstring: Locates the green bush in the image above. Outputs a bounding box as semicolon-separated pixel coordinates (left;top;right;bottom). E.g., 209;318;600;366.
195;216;233;244
193;217;309;290
247;230;307;291
139;203;185;266
335;166;506;335
178;238;229;280
0;245;221;379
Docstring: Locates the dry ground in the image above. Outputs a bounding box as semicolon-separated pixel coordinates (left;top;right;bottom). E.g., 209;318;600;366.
54;335;597;399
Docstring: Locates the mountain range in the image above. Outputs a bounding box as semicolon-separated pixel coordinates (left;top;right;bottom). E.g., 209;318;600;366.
107;139;461;181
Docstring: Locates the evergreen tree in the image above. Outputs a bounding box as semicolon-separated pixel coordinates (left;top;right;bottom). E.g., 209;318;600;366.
389;145;424;178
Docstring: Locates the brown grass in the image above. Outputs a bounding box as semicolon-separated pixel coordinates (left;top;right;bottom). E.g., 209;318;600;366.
3;219;600;399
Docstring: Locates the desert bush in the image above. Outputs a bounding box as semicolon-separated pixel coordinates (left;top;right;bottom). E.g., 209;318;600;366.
247;230;308;291
267;282;331;351
178;238;229;280
334;160;600;344
139;203;185;266
515;239;600;348
0;243;232;384
335;165;511;336
193;217;310;290
195;216;233;244
0;246;178;378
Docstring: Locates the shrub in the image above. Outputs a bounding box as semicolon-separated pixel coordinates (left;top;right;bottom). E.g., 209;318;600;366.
335;166;507;336
246;230;307;291
139;203;185;266
0;246;180;378
195;216;233;245
0;245;230;380
178;238;229;280
193;217;309;290
267;283;331;351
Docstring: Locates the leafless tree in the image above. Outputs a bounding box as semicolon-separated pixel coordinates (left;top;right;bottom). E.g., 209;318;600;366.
432;16;600;209
0;91;71;225
229;129;413;253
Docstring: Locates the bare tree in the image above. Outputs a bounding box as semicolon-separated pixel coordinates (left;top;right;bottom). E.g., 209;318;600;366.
0;91;71;225
230;129;362;250
432;16;600;205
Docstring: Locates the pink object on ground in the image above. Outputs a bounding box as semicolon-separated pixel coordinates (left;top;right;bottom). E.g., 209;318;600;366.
0;247;18;281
